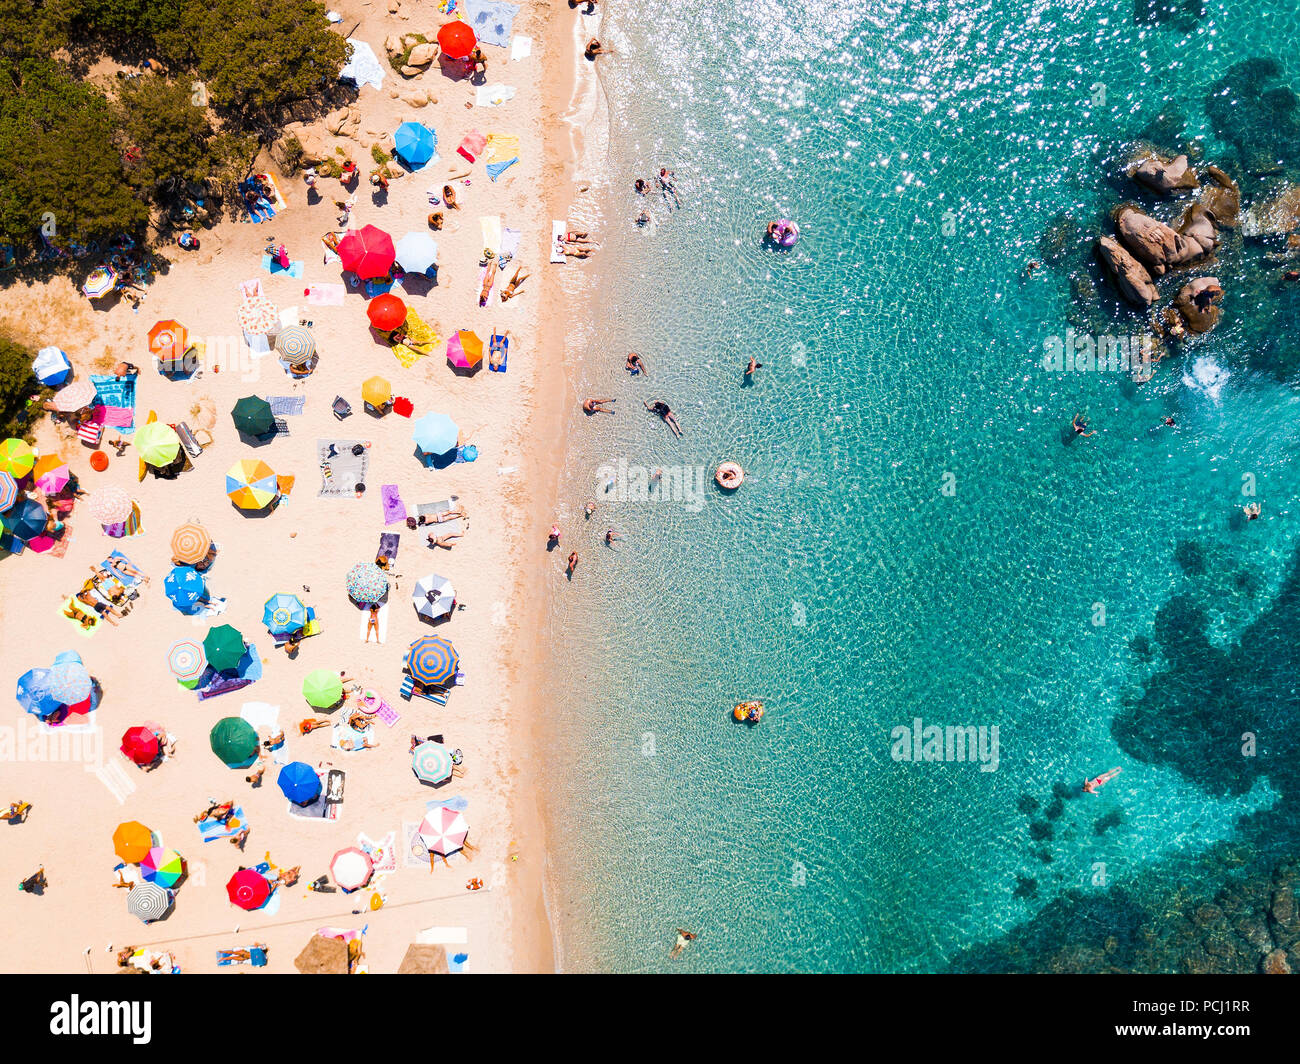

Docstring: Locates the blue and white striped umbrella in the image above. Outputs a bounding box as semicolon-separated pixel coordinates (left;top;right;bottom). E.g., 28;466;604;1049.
405;635;459;686
164;565;206;613
263;593;307;635
411;740;454;784
275;325;316;366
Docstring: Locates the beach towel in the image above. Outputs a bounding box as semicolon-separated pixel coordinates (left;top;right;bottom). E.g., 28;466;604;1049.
305;284;346;306
480;216;502;255
416;497;459;516
464;0;519;48
377;532;400;562
259;174;288;213
358;830;399;874
100;405;135;428
403;821;431;867
475;84;516;107
195;596;228;617
371;700;401;728
362;277;395;299
380;486;407;526
340;38;386;91
486;157;518;182
399;675;449;705
198;807;248;841
239;701;280;732
457;130;487;163
488;332;508;373
359;603;388;644
550;220;567;263
217;945;267;967
318;439;370;497
486;134;520;163
90;374;136;433
277;474;295;504
60;596;101;636
499;227;521;263
391;308;439;369
197;674;251;700
510;35;532;61
331;719;376;753
261;254;305;278
266;396;307;416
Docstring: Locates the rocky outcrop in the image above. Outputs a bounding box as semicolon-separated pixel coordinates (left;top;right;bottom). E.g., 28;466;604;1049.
1242;183;1300;238
1174;277;1223;334
408;43;438;67
1262;948;1292;974
1115;205;1216;277
273;123;342;170
1198;166;1240;228
1177;203;1219;258
1096;236;1160;307
384;34;404;59
1131;152;1199;194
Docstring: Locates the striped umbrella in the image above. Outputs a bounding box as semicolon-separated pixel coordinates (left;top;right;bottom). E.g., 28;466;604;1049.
148;320;188;362
45;660;92;705
32;455;70;494
277;761;322;805
346;562;388;604
226;458;278;510
330;847;374;892
302;668;343;708
82;265;118;299
86;485;133;524
338;224;396;280
417;805;470;857
164;565;206;613
275;325;316;366
263;593;306;635
52;380;96;412
170;522;211;565
0;438;35;478
412;740;454;785
140;847;185;889
412;573;455;622
135;421;181;467
120;726;160;766
0;472;16;512
405;635;459;686
167;638;206;683
113;821;155;863
127;881;173;923
203;624;246;673
209;716;259;766
226;868;271;910
237;297;279;336
411;412;458;455
446;330;484;372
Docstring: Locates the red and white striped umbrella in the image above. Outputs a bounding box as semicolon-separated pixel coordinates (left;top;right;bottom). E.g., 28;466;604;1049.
417;806;469;857
330;847;374;892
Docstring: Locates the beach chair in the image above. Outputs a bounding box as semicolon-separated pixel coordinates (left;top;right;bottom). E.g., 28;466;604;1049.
332;396;353;420
399;675;449;706
78;421;103;448
176;422;212;458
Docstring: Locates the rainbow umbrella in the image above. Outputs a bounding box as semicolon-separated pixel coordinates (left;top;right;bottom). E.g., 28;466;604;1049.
226;458;278;510
0;438;35;478
210;717;259;767
135;421;181;467
263;593;306;635
0;472;15;512
170;522;211;565
167;638;206;684
203;624;246;673
412;740;454;785
302;668;343;708
362;376;391;408
346;562;388;604
32;455;69;494
140;847;185;889
226;868;271;911
164;565;206;613
277;761;322;805
51;380;96;412
417;805;470;857
411;412;458;455
405;635;459;686
446;330;483;372
86;485;133;524
275;325;315;366
83;265;118;299
338;225;396;280
330;847;374;891
127;882;172;923
393;122;436;168
113;821;155;864
121;726;161;766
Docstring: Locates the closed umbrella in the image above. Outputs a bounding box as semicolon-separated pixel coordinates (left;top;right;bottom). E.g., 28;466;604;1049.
140;847;185;889
113;821;155;864
338;225;396;280
32;455;69;494
418;805;470;856
203;624;245;673
330;847;374;892
121;726;161;766
164;565;206;613
3;497;46;541
394;231;438;274
166;638;206;683
412;740;454;785
362;376;391;408
276;325;316;366
51;380;96;412
263;593;306;635
446;330;483;372
231;395;275;436
86;486;133;524
412;412;458;455
127;881;173;923
170;521;211;565
277;761;322;805
405;635;459;686
226;458;278;510
209;717;259;766
303;668;343;708
0;471;15;512
135;421;181;467
412;573;455;621
393;122;436;168
226;868;271;910
367;293;406;331
346;562;388;604
437;20;476;59
0;438;35;478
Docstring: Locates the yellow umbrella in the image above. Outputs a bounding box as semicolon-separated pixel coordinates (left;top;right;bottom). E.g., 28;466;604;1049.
135;421;181;467
362;376;391;408
225;458;279;510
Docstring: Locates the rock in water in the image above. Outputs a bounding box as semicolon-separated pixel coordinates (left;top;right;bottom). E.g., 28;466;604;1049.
1115;205;1215;276
1177;203;1219;258
1198;166;1240;228
1096;236;1160;307
1242;183;1300;238
1131;152;1199;194
1175;277;1224;333
1262;948;1292;975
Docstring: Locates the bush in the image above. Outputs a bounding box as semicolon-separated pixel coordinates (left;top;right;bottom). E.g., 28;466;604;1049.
388;33;428;74
0;334;36;440
279;135;304;175
371;144;389;166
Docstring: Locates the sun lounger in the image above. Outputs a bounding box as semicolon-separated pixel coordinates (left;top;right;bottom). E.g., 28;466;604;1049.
332;396;352;420
175;421;211;458
217;945;268;967
399;675;449;705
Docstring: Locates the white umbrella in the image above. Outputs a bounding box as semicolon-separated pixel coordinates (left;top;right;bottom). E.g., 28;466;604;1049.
394;231;439;274
412;573;455;621
330;847;374;892
52;380;96;412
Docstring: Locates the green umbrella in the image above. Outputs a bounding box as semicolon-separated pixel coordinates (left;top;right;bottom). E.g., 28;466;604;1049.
203;623;246;673
209;717;259;766
135;421;181;467
231;395;275;436
302;668;343;708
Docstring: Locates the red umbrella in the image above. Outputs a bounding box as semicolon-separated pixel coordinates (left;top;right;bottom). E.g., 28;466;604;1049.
337;225;396;280
226;868;271;910
120;726;160;766
368;293;407;331
437;21;476;59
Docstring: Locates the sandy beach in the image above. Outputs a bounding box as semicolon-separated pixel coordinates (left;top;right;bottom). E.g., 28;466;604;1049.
0;0;594;974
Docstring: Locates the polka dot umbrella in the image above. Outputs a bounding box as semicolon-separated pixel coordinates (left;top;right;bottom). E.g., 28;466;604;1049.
346;562;389;604
86;485;133;525
237;297;280;336
275;325;316;366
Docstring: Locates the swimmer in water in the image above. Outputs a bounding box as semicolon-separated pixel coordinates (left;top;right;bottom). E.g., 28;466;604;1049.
566;551;578;576
1161;416;1176;427
1082;767;1122;794
1071;413;1094;438
1025;260;1041;277
1243;502;1261;521
645;399;682;438
582;397;616;415
745;356;763;379
669;929;697;959
626;352;647;375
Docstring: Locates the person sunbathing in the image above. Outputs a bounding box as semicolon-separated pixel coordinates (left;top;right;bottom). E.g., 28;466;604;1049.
218;944;266;963
64;603;96;629
563;245;596;259
194;799;235;823
478;267;496;307
429;531;465;549
427;212;444;231
583;397;616;414
322;231;341;255
76;589;121;625
272;866;301;888
427;504;468;523
230;827;250;848
442;185;459;210
500;267;530;302
299;718;330;734
102;556;150;583
584;38;608;60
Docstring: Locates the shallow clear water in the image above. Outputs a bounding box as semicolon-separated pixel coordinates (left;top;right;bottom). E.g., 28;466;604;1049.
545;0;1300;972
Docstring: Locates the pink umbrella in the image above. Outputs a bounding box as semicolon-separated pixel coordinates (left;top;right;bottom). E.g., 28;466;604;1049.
35;461;70;494
329;847;374;892
417;806;470;857
25;535;55;553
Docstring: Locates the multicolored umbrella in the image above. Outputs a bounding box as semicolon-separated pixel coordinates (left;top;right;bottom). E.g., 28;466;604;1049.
226;868;271;911
86;485;133;524
405;635;459;686
167;638;206;683
446;330;483;372
45;659;92;705
237;297;279;336
393;122;436;168
367;293;406;331
437;20;476;58
302;668;343;708
127;881;173;922
82;265;118;299
0;438;35;478
170;521;211;565
113;821;155;864
231;395;275;436
210;716;259;766
275;325;315;366
329;847;374;892
417;805;470;857
263;593;306;635
2;497;45;540
140;847;185;889
31;455;69;494
135;421;181;467
346;562;389;604
0;471;15;512
203;624;246;673
411;412;459;455
277;761;322;805
338;225;396;280
164;565;206;613
121;726;161;766
226;458;278;510
412;740;454;785
394;231;438;274
362;376;391;408
51;380;96;412
412;573;455;622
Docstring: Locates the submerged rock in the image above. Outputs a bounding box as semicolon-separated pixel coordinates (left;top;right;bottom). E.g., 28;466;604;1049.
1198;166;1240;227
1242;182;1300;238
1261;948;1292;974
1174;276;1224;333
1131;151;1199;194
1096;235;1160;306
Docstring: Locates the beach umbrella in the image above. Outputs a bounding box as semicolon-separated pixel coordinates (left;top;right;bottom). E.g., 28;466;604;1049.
127;881;173;923
231;395;275;436
411;412;458;455
412;573;455;622
412;740;454;785
367;293;406;331
164;565;206;613
166;638;206;683
276;325;315;366
148;320;188;363
86;485;133;524
209;717;259;766
394;231;438;274
0;438;35;478
446;330;483;372
32;455;69;494
2;497;45;540
393;122;436;168
120;726;160;766
345;562;389;604
45;659;92;705
135;421;181;467
237;297;279;337
329;847;374;892
338;225;396;280
362;376;391;408
437;20;476;59
277;761;322;805
203;624;246;673
15;667;59;720
82;265;118;299
302;668;343;708
226;868;271;911
263;593;306;635
113;821;155;864
405;635;459;686
417;805;470;857
33;346;72;386
170;521;211;565
0;472;15;512
51;380;96;413
140;847;185;889
225;458;278;510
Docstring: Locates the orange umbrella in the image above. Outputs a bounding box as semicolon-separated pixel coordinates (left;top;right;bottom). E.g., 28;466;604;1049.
113;820;155;863
446;330;483;371
148;320;188;362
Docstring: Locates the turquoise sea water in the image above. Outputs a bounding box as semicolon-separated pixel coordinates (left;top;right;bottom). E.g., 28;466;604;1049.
544;0;1300;971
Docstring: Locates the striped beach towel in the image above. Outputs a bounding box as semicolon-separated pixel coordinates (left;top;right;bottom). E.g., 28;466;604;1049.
265;396;307;416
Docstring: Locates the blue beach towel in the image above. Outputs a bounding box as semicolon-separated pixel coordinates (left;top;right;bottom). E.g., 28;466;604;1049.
90;374;137;434
198;806;247;841
261;254;305;278
265;396;307;416
464;0;519;47
485;157;518;182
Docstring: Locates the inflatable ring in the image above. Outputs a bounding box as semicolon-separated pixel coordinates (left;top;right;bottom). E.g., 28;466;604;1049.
733;700;765;723
767;219;800;248
716;461;745;490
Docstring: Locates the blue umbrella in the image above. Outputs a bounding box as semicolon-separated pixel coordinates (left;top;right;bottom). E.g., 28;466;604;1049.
262;593;307;635
277;761;322;805
2;497;46;541
393;122;436;168
44;660;92;706
164;565;207;614
15;667;60;720
412;412;459;456
394;231;439;274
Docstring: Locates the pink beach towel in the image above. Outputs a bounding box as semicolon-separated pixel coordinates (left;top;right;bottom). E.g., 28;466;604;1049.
380;484;407;525
457;130;486;163
101;406;134;428
305;284;346;306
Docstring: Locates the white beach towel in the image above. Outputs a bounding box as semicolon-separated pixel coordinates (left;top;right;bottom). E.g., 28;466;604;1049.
279;306;299;330
340;39;386;91
480;216;502;255
359;603;389;644
500;227;521;261
306;284;346;306
510;35;532;61
475;84;516;107
240;701;280;732
416;927;469;945
550;220;567;263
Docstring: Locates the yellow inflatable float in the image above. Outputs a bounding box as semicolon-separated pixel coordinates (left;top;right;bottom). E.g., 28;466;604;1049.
732;700;764;724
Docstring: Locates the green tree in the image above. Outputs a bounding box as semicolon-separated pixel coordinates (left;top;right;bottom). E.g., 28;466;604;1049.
0;0;76;62
70;0;185;39
0;334;35;439
117;76;215;193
